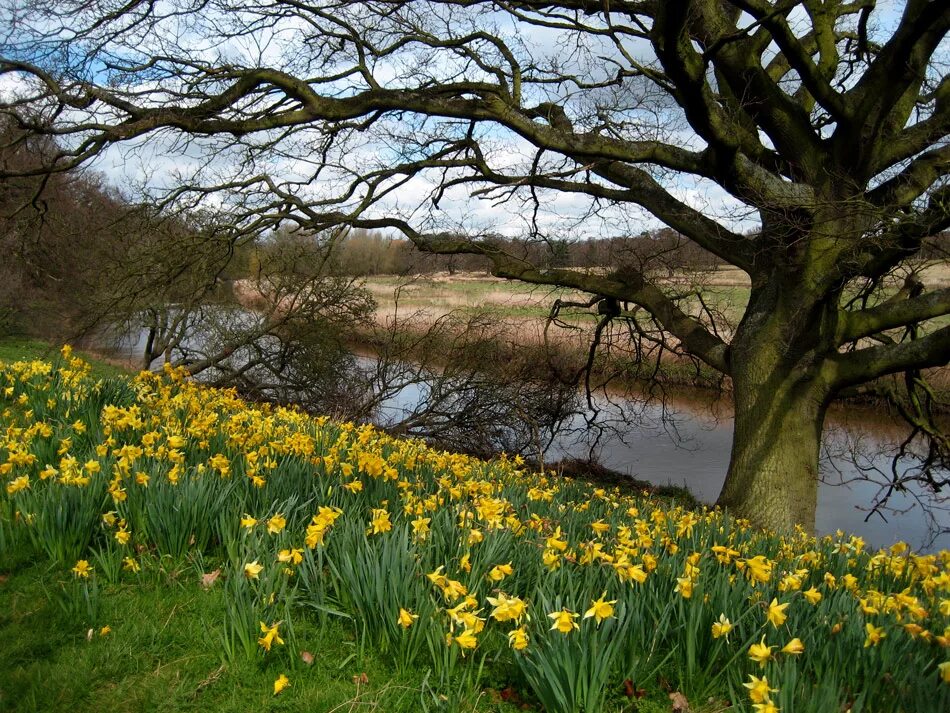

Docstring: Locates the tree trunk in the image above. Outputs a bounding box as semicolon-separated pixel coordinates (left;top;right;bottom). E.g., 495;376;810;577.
716;367;828;534
715;267;837;534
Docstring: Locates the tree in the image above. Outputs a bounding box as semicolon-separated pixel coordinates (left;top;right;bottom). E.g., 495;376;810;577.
2;0;948;533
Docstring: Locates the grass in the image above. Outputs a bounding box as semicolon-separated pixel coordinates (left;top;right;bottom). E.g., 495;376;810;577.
0;549;522;713
0;336;129;380
0;540;688;713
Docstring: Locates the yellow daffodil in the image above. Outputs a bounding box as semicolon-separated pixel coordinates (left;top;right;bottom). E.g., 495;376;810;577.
508;626;529;651
244;560;264;579
397;608;419;628
5;475;29;495
711;613;732;640
749;636;774;668
546;527;568;551
675;575;693;599
583;592;616;625
240;514;257;528
273;674;290;696
441;578;468;601
743;675;777;704
548;609;580;634
486;592;527;623
368;508;392;535
864;622;886;647
487;562;514;582
258;621;284;652
743;555;773;584
72;559;93;578
277;548;303;566
426;566;448;589
591;520;610;535
802;587;822;605
411;516;430;540
767;598;789;628
448;628;478;651
781;638;805;655
542;549;562;571
266;513;286;534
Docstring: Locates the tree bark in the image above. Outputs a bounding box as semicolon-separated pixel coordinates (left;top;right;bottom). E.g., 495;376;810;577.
715;267;836;534
716;364;828;534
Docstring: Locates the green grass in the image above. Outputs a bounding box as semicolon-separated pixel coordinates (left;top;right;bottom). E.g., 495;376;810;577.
0;337;130;380
0;544;685;713
0;548;526;713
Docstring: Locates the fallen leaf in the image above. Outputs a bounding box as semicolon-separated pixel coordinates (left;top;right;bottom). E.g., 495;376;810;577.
669;691;690;713
352;672;369;685
623;679;646;699
300;650;314;665
200;569;221;589
86;628;94;642
500;686;521;704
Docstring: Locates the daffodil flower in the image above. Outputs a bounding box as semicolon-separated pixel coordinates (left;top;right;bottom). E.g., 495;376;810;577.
583;592;616;625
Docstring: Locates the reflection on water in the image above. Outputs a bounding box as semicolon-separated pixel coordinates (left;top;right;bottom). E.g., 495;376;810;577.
90;325;949;553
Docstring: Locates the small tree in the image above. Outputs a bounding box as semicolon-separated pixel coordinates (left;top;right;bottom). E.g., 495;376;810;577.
2;0;948;532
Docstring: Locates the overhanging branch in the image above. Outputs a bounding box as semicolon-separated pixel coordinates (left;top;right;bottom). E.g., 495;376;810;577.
831;323;950;388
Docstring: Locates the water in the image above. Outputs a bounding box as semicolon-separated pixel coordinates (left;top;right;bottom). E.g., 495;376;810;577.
90;324;950;553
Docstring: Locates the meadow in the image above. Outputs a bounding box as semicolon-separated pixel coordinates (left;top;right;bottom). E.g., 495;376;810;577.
362;264;950;333
362;270;750;330
1;347;948;712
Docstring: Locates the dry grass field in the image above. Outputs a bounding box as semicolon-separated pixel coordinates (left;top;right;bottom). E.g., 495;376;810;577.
363;262;950;333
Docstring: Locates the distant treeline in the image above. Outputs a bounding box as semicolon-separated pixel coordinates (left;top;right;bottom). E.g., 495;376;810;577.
325;227;950;276
326;228;726;276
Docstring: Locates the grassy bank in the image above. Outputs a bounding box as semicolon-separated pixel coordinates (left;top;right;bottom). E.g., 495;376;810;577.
0;336;129;379
1;552;451;713
1;351;948;712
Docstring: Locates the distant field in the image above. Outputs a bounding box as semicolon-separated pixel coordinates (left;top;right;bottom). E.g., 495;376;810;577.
362;262;950;334
364;269;748;323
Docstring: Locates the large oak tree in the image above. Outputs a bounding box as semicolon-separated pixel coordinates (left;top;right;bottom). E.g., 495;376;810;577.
2;0;948;533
